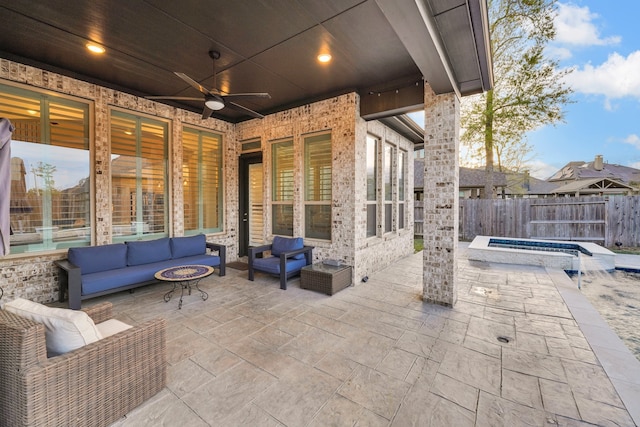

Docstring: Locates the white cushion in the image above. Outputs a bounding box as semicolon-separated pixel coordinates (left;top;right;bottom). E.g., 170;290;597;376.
3;298;102;356
96;318;132;338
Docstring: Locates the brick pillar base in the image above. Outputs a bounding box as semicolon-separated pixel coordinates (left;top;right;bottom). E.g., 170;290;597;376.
422;86;459;307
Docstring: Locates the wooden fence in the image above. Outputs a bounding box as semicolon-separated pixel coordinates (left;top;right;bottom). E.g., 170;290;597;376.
414;196;640;248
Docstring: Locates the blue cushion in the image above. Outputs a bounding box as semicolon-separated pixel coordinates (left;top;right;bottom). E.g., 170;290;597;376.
68;244;127;275
252;256;307;275
271;236;305;260
81;255;220;296
82;268;144;295
126;238;172;266
171;234;206;259
175;254;221;268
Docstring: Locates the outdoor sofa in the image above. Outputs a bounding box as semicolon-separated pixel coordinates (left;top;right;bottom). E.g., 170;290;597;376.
55;234;226;309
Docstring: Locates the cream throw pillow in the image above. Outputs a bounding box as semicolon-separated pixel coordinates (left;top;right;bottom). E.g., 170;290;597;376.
3;298;102;356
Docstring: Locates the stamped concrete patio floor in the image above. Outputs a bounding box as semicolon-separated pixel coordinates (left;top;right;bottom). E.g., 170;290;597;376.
106;250;640;426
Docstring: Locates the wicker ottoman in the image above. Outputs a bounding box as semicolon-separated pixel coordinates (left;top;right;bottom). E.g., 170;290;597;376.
300;263;352;295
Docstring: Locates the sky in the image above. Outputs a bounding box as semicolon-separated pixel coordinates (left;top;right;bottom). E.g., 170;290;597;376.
410;1;640;180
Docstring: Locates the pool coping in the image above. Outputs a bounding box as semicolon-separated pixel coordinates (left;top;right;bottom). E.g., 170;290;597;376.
548;267;640;425
468;235;616;272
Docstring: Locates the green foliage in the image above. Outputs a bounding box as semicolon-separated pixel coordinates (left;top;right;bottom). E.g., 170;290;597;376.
461;0;573;197
33;161;57;190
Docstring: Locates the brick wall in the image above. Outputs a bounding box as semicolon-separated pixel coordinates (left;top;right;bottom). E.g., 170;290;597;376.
352;118;415;283
0;58;415;303
0;59;235;303
422;86;460;306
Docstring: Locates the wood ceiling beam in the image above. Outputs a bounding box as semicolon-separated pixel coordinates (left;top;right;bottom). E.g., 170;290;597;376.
359;78;424;120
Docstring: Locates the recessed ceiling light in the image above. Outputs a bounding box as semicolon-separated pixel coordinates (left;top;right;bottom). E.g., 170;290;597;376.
317;53;332;63
86;43;106;54
124;131;133;135
27;109;37;115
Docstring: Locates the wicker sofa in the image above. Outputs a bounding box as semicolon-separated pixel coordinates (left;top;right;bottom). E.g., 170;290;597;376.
0;301;166;427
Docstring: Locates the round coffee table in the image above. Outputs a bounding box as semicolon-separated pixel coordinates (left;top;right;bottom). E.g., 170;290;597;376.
154;265;213;309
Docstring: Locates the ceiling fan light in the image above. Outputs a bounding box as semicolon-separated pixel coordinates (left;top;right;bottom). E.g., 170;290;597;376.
204;97;225;110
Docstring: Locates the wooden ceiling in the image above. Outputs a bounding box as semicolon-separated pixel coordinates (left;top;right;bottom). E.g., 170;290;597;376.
0;0;492;123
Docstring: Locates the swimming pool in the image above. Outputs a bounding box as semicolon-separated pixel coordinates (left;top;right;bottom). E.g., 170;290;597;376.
467;236;615;272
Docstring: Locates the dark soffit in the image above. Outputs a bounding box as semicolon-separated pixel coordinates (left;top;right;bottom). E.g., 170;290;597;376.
0;0;492;123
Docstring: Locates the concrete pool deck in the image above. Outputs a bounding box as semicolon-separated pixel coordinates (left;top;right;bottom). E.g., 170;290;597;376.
615;252;640;271
92;245;640;426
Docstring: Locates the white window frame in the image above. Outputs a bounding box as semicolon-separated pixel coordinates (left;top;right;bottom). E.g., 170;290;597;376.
182;126;224;235
383;142;395;234
110;109;169;242
271;138;294;236
303;131;332;241
1;82;92;254
366;134;379;238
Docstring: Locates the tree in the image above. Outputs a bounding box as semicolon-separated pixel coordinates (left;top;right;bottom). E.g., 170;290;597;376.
460;0;573;198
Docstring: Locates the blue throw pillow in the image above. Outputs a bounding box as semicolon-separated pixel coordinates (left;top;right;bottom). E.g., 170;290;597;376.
271;236;305;260
126;238;172;266
171;234;206;259
68;244;128;274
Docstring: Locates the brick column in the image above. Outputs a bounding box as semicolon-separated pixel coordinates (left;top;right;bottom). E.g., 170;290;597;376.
422;85;459;307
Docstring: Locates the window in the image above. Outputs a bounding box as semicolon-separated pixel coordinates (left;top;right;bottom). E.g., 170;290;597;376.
183;127;223;234
366;135;378;238
110;110;168;241
398;149;407;230
384;143;394;233
272;139;294;236
241;138;261;153
1;83;90;253
304;132;331;240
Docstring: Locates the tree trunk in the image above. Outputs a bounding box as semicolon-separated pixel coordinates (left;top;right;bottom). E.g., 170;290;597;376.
483;90;495;199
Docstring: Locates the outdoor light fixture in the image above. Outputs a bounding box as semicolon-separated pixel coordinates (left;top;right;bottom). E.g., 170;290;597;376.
86;43;106;54
317;53;332;63
204;95;225;110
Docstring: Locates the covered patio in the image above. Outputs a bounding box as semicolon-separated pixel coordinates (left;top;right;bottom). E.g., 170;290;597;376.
0;0;492;307
3;2;639;425
83;248;638;426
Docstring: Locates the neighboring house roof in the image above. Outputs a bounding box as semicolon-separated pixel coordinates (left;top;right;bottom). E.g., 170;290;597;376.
504;172;560;196
459;167;507;189
548;157;640;184
552;178;636;195
413;161;508;190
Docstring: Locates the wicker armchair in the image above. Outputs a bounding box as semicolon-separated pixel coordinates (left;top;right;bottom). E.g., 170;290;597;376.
0;302;166;427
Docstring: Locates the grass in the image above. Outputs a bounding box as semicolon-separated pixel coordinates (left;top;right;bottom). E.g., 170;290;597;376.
610;247;640;255
414;239;424;253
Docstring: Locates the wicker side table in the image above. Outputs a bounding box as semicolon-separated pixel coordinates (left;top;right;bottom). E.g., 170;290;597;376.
300;263;352;295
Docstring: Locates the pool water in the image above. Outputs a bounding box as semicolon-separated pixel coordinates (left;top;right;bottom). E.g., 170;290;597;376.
573;270;640;361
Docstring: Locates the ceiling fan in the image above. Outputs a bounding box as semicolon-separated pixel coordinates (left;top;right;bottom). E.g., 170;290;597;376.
147;50;271;119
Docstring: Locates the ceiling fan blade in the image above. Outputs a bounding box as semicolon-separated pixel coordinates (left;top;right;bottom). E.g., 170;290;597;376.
201;105;214;120
146;96;202;101
222;93;271;100
227;101;265;119
174;72;211;95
